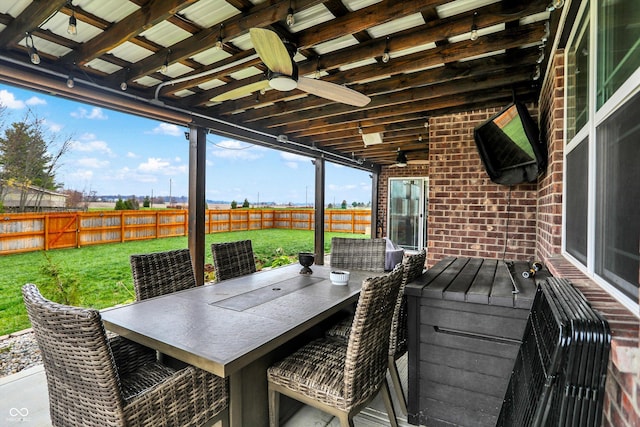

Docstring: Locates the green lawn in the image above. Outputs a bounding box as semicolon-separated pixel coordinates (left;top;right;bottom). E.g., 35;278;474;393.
0;229;367;336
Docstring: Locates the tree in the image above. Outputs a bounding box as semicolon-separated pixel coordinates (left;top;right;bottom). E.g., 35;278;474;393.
230;200;237;209
341;200;347;209
143;196;151;208
0;110;71;212
242;198;250;208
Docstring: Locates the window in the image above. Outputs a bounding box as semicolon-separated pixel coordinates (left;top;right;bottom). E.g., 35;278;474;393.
567;9;590;141
597;0;640;108
595;91;640;301
564;2;640;308
565;138;588;265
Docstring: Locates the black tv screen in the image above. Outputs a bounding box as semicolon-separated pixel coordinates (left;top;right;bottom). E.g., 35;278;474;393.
474;102;547;186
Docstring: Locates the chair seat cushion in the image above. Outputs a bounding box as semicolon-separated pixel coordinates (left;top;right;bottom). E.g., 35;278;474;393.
268;338;352;410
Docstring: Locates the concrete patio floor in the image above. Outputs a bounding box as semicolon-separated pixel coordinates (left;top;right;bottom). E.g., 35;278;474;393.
0;355;414;426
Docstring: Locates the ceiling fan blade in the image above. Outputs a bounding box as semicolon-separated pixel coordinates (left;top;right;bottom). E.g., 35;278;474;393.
250;28;293;75
211;80;270;102
297;77;371;107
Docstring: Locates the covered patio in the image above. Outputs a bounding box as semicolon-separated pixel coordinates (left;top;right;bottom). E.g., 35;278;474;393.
1;0;638;426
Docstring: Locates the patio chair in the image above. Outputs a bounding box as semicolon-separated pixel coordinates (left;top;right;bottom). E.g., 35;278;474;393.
267;264;405;427
130;248;196;300
211;239;256;282
329;237;386;272
22;284;229;427
325;249;427;415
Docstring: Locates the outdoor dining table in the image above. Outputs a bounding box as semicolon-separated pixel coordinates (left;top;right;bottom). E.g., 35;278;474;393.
101;263;377;427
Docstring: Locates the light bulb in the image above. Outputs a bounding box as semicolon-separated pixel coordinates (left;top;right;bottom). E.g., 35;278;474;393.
537;47;545;64
160;60;168;74
120;81;128;91
66;76;74;88
286;8;295;27
382;51;390;63
67;13;77;35
29;47;40;65
470;27;479;41
215;37;223;50
532;65;541;81
553;0;564;8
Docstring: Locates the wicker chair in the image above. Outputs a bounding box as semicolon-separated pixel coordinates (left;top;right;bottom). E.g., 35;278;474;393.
325;249;427;415
329;237;386;272
22;284;229;427
130;248;196;301
211;239;256;282
267;264;405;427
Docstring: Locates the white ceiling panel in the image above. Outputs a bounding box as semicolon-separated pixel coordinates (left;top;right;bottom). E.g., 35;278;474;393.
84;58;122;75
140;21;193;48
180;0;241;28
108;41;154;63
367;13;426;39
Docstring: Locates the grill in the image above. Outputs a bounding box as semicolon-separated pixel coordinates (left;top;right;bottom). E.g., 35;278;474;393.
498;277;611;427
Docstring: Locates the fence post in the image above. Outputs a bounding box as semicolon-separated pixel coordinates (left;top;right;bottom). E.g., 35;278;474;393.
44;214;49;251
120;211;125;243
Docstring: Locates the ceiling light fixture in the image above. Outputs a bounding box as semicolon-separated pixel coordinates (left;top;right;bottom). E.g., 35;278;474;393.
382;37;390;63
26;33;40;65
314;56;321;79
67;9;77;36
470;12;479;41
286;0;295;27
215;24;224;50
66;72;74;88
547;0;564;12
120;68;129;91
395;149;407;167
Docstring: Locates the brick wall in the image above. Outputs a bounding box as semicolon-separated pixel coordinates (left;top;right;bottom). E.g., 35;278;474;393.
536;50;565;260
425;109;539;267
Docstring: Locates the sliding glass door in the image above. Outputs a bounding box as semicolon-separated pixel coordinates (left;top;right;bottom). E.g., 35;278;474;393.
387;178;428;251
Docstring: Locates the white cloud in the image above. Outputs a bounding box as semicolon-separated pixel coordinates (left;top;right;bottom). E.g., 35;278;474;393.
210;140;265;160
25;96;46;106
150;123;181;136
71;139;113;156
280;152;310;162
80;132;96;140
0;89;25;109
285;162;299;169
67;169;94;181
126;151;138;158
70;107;107;120
44;119;63;132
77;157;110;168
138;157;187;175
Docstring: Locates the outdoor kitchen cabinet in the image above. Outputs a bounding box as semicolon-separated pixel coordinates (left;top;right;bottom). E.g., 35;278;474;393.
405;257;547;427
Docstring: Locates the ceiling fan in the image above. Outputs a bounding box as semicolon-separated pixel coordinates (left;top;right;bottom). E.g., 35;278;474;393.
211;28;371;107
393;148;429;167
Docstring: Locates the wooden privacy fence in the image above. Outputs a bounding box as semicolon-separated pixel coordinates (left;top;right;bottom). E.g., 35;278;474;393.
0;209;371;255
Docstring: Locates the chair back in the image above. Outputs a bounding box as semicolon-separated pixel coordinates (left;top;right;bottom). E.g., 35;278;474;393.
211;239;256;282
344;264;404;405
130;248;196;300
330;237;386;272
22;284;126;426
390;249;426;358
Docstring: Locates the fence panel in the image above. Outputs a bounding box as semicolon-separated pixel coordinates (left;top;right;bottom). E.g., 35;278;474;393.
0;208;370;255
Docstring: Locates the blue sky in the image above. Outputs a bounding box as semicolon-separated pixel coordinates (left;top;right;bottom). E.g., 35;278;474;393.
0;84;371;205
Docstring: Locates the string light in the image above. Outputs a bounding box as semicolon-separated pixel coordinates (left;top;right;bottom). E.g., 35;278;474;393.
470;12;479;41
67;10;77;35
286;0;295;27
382;37;390;63
160;49;170;74
537;45;545;64
26;33;40;65
215;24;224;50
532;65;541;81
66;72;74;88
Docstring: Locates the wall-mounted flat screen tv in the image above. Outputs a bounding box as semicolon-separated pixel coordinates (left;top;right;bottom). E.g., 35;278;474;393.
474;102;547;186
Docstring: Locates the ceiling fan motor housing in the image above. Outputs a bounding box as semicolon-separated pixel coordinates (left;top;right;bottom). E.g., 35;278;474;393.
268;65;298;91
